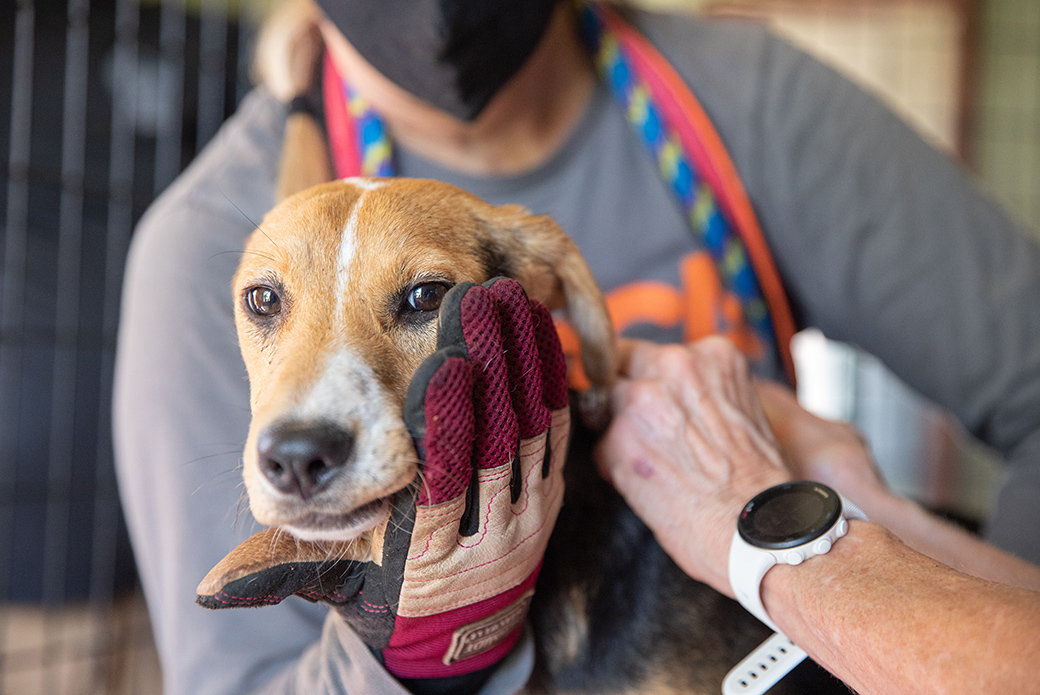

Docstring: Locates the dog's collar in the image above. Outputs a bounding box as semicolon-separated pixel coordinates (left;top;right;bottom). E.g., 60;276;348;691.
321;1;797;386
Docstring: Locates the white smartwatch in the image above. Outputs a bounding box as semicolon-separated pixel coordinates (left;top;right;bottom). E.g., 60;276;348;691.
728;481;868;633
723;482;867;695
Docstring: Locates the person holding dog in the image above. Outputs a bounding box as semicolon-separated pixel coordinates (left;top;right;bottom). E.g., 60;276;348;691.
113;0;1040;694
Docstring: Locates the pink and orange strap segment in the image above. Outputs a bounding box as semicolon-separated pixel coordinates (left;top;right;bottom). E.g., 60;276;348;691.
322;52;359;178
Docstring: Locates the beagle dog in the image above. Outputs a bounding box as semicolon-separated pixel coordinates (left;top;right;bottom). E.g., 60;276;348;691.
229;177;838;694
233;177;615;537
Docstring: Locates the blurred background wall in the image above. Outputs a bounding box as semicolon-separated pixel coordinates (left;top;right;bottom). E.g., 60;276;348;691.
1;0;1038;692
0;1;259;691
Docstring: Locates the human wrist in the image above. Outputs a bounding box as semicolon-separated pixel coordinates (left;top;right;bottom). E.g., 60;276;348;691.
760;520;892;636
757;521;923;694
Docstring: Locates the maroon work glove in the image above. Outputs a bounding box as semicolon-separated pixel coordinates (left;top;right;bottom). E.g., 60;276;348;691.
197;278;570;686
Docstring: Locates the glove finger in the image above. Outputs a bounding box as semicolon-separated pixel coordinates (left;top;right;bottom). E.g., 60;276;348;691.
530;299;569;412
527;299;571;480
453;283;519;471
196;528;367;609
484;278;552;439
403;348;476;507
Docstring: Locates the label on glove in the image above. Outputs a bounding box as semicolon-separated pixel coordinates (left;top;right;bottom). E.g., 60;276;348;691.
443;589;535;665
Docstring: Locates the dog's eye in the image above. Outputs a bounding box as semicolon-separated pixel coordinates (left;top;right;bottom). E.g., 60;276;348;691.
245;286;281;317
407;282;448;313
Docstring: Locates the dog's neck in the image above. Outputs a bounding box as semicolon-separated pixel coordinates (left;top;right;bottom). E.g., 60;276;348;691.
319;4;597;177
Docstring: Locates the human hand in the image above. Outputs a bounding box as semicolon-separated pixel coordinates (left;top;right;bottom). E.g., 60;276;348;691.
197;278;569;682
755;380;889;514
594;337;790;597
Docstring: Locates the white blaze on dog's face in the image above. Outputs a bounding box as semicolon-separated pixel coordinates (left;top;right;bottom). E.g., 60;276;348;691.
233;178;615;542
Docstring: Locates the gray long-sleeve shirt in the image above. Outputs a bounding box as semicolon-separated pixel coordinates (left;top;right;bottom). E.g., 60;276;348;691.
113;11;1040;695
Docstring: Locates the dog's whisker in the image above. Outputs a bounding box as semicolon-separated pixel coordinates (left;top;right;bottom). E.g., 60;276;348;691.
208;249;246;261
414;190;454;227
412;469;435;507
179;448;246;468
415;462;473;497
232;488;250;531
387;518;411;536
384;498;417;535
326;538;359;564
221;191;282;252
232;248;279;264
190;462;248;497
272;527;291;560
209;248;277;266
321;542;340;563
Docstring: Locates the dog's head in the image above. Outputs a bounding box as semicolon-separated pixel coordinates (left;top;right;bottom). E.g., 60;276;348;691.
233;177;615;541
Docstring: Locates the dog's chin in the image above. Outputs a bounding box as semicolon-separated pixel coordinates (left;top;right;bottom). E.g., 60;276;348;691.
282;497;391;542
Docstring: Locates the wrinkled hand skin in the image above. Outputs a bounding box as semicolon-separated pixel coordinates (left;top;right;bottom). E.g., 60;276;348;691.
595;336;791;597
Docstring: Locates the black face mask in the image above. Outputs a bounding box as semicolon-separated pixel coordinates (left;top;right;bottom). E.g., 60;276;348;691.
316;0;560;122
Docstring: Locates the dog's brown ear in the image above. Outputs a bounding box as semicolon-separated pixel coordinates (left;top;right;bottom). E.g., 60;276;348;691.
475;205;618;428
254;0;333;201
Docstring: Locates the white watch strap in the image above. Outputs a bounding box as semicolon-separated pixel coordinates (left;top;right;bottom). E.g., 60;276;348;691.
728;531;780;632
843;497;868;523
722;632;807;695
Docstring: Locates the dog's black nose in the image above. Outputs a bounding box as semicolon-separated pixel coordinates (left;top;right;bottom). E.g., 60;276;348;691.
257;422;354;500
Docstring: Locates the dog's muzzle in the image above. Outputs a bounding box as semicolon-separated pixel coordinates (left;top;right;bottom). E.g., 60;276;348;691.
256;420;355;500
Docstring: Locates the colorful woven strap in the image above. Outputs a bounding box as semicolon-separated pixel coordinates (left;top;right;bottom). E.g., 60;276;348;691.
578;3;796;382
321;3;796;384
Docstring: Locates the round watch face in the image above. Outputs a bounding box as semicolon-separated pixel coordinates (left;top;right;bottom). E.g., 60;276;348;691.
737;481;841;550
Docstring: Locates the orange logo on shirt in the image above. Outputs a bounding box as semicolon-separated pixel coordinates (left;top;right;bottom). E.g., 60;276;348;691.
556;250;763;389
